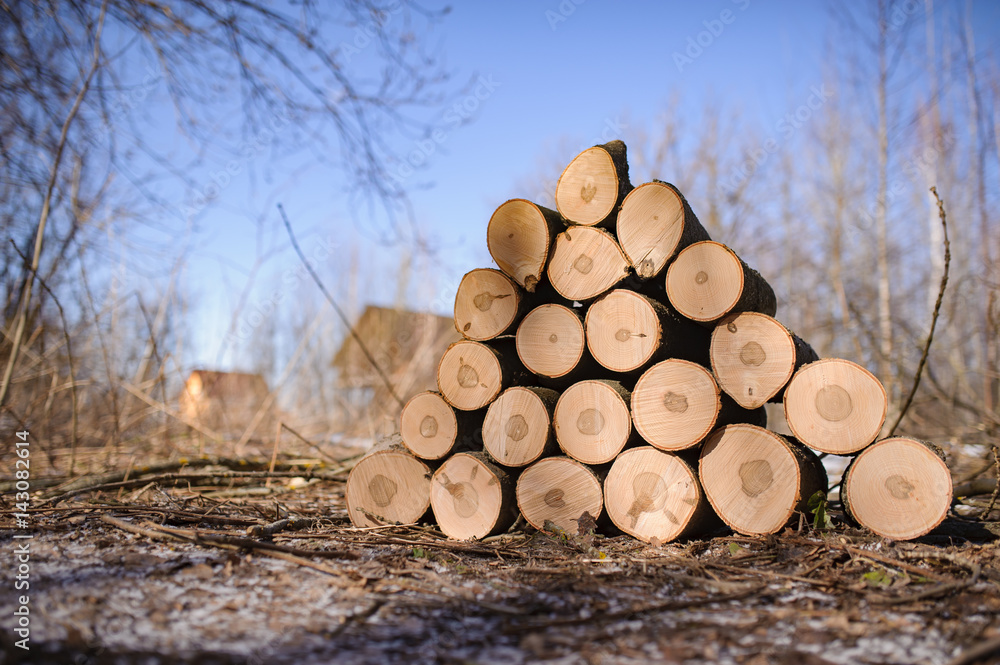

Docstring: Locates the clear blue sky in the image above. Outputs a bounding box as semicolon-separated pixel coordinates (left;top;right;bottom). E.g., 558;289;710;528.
179;0;1000;370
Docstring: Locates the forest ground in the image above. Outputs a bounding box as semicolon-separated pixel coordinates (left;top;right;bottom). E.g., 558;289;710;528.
1;440;998;665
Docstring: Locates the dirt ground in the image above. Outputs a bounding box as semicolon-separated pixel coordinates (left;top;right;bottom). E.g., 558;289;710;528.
2;448;999;665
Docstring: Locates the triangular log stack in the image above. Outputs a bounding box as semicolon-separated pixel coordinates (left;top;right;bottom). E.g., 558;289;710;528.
346;140;953;543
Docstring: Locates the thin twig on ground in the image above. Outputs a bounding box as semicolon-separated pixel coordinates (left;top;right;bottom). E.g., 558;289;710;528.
40;469;346;506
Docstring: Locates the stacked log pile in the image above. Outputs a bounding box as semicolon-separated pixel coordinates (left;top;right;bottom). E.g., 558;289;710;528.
346;141;953;543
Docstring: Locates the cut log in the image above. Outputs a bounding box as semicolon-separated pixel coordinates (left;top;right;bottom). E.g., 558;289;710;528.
436;337;528;411
454;268;524;341
783;358;887;455
585;289;711;374
605;446;716;543
516;303;587;379
555;140;632;227
399;391;482;460
430;452;518;540
547;226;630;302
841;437;952;540
617;180;711;280
346;447;432;527
482;386;559;467
665;241;777;325
516;456;604;533
699;424;827;536
631;359;765;452
553;379;633;465
711;312;819;409
487;199;564;292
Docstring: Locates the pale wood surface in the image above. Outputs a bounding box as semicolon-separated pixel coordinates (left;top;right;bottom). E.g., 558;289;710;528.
553;379;633;464
516;456;604;533
617;180;710;279
487;199;563;292
346;448;431;527
430;452;516;540
547;226;629;301
711;312;818;409
454;268;522;341
631;359;721;451
604;446;709;543
842;437;952;540
585;289;664;373
482;386;559;467
436;340;504;411
399;391;459;460
699;424;826;535
516;303;586;378
666;241;776;324
784;358;887;454
555;141;631;227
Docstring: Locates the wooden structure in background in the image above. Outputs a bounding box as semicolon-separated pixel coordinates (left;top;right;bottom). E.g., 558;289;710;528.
333;304;461;436
178;369;273;439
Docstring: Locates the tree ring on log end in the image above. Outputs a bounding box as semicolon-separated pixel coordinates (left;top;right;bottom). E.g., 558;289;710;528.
369;474;398;507
505;415;529;442
400;392;459;460
487;200;557;291
666;241;746;322
586;289;662;373
440;477;479;518
516;304;585;379
556;145;622;225
544;488;566;508
430;453;512;540
815;385;853;422
547;227;630;301
573;255;594;274
517;457;604;533
457;362;479;388
662;391;689;413
346;450;431;528
419;416;438;438
885;474;915;500
455;269;521;341
784;358;887;454
554;380;631;464
632;359;721;451
617;182;689;279
576;408;605;435
710;312;799;409
437;341;504;411
739;341;766;366
605;446;704;543
483;386;555;467
699;424;809;535
843;437;952;540
739;460;773;497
